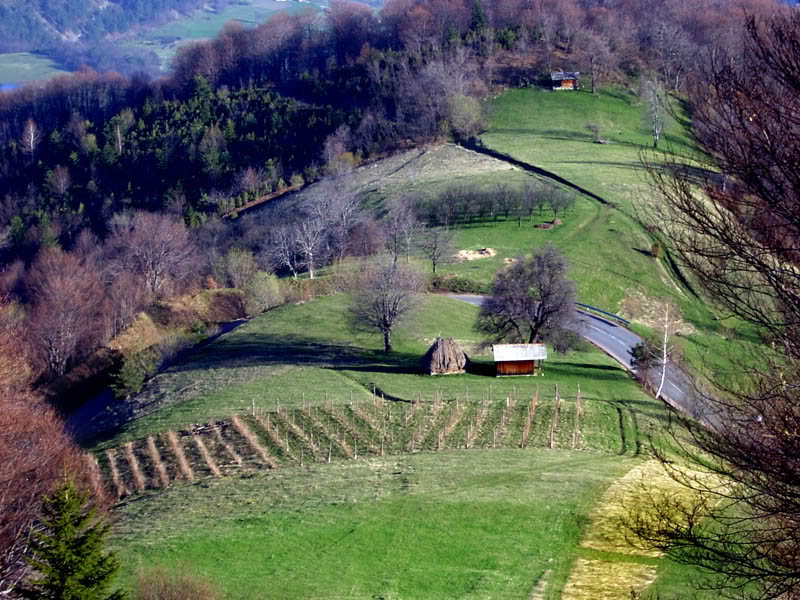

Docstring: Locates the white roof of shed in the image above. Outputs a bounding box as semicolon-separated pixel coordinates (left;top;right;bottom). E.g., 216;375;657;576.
551;71;580;81
492;344;548;362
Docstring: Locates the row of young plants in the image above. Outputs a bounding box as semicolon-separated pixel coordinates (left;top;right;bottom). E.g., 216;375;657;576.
95;386;644;500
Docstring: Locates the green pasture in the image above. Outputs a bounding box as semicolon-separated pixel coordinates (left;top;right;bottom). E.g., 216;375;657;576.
0;53;69;86
90;293;661;451
111;449;638;599
481;87;692;214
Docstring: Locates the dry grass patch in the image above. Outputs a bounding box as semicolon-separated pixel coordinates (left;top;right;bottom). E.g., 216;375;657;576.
618;290;697;336
561;558;657;600
581;460;676;557
562;460;714;600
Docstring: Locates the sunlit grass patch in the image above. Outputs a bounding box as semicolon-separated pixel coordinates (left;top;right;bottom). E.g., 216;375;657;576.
562;558;657;600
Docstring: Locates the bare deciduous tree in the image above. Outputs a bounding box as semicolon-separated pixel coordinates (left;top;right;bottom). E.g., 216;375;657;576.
417;225;455;274
26;248;104;377
292;218;328;280
349;258;423;353
476;244;576;345
384;195;421;265
265;224;301;280
20;118;41;162
234;166;265;196
46;165;71;197
107;211;199;298
642;78;664;148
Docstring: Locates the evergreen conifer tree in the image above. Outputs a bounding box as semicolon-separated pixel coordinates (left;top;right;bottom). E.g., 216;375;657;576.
16;480;124;600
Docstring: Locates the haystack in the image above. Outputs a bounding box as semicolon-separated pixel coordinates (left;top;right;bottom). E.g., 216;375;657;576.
420;337;468;375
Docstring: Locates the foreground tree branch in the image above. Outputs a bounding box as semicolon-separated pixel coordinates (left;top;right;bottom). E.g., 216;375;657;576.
634;10;800;600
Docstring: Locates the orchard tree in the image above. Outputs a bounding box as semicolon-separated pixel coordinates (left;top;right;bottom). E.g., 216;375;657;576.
417;225;455;274
476;244;576;345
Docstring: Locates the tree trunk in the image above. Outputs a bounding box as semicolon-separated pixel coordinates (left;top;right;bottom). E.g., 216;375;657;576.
383;329;392;353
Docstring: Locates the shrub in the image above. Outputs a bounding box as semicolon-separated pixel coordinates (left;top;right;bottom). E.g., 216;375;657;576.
447;94;484;140
650;241;664;259
155;332;194;367
135;564;221;600
243;271;283;315
429;274;488;294
111;349;158;399
212;247;258;288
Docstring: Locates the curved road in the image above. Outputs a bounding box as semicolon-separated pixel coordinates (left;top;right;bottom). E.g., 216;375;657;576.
450;294;701;420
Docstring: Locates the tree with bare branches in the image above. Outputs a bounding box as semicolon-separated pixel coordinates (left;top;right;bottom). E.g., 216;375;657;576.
384;195;421;265
19;118;41;162
417;225;455;274
476;245;576;345
349;258;423;353
631;10;800;600
0;296;98;595
106;211;198;298
26;248;105;377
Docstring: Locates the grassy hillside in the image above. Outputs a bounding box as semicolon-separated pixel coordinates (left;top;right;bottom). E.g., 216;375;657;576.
89;294;658;450
480;87;692;214
98;87;724;599
475;87;755;373
0;53;69;86
111;450;638;599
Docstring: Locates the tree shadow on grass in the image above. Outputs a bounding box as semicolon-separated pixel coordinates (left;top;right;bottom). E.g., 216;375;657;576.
545;363;631;382
170;333;369;371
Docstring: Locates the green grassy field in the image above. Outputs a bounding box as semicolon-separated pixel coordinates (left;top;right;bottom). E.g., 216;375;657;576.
111;449;640;599
0;53;69;86
480;87;692;213
127;0;323;71
99;87;726;599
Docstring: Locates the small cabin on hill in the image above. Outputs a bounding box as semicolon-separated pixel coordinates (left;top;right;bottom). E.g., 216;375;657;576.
551;71;580;90
492;344;547;376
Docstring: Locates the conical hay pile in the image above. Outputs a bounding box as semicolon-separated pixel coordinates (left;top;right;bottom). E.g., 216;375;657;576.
420;337;468;375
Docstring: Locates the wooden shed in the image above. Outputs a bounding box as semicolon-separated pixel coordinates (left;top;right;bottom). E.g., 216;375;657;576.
492;344;547;376
551;71;580;90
